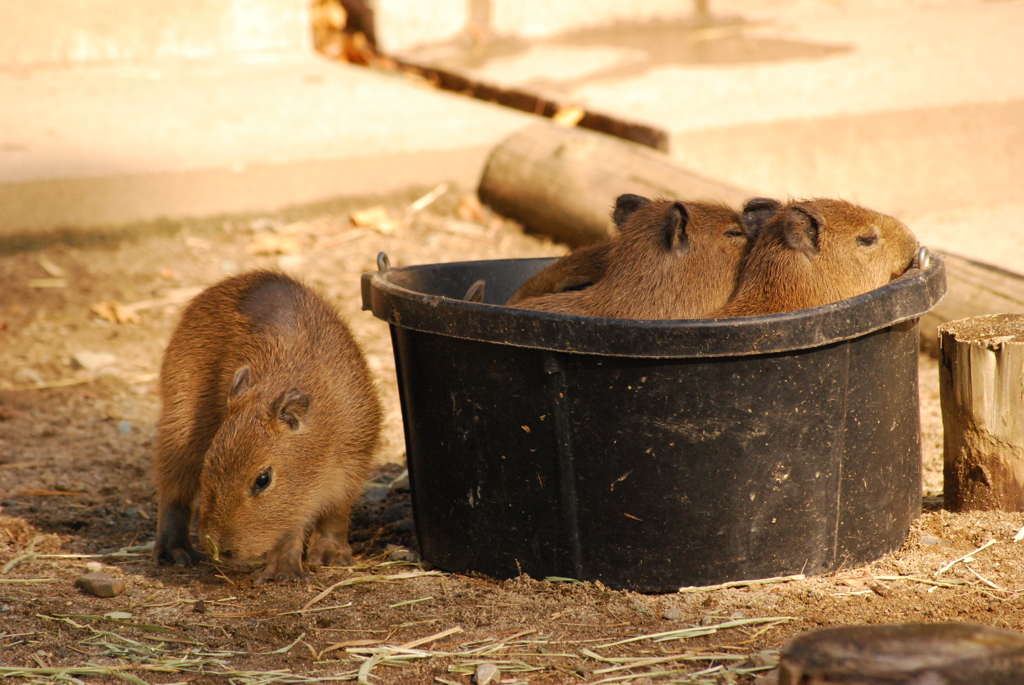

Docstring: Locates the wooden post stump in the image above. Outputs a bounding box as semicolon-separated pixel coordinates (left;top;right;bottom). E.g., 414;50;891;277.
477;123;754;247
940;313;1024;511
779;623;1024;684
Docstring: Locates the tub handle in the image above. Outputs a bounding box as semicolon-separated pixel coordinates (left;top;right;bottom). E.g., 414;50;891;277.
377;252;391;272
914;246;931;270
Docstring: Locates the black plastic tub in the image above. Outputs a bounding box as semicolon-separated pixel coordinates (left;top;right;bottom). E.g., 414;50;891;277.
361;254;946;592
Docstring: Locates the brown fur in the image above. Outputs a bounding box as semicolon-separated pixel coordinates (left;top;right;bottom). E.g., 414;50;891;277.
513;195;756;320
714;198;919;317
504;194;650;305
152;270;382;582
463;279;487;303
505;240;613;305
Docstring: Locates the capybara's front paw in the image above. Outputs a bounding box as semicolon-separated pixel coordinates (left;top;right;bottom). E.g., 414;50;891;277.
305;534;353;569
253;564;307;584
154;539;208;566
154;502;207;566
170;546;209;566
254;545;306;583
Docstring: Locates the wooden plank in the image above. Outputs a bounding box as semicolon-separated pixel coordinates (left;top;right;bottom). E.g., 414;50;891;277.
392;63;669;152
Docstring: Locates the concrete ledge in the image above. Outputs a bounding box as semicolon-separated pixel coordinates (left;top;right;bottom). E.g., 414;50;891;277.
671;99;1024;215
0;56;533;235
0;0;310;65
376;0;699;54
0;145;493;234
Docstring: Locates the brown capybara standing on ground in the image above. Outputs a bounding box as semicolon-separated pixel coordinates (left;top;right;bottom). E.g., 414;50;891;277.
714;198;919;317
512;194;761;319
152;270;382;582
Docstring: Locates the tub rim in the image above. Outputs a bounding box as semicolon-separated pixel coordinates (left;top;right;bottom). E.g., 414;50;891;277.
361;253;946;358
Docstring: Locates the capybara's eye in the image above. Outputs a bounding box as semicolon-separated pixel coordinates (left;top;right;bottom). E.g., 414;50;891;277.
724;230;745;238
856;234;879;247
253;468;272;494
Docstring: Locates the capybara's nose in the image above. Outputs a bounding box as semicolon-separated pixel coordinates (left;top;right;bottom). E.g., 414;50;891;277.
220;549;233;560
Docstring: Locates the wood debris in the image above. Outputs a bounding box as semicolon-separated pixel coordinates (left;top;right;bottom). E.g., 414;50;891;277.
27;278;67;289
552;104;586;127
351;205;402;234
90;287;202;325
91;301;140;324
245;232;303;255
37;256;66;278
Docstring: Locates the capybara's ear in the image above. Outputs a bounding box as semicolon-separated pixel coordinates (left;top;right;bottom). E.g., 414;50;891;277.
741;197;783;240
272;389;309;431
663;201;691;253
612;193;651;227
782;204;825;256
230;365;252;399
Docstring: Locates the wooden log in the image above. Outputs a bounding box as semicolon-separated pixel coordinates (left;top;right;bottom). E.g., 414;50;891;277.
779;623;1024;684
939;314;1024;511
477;123;754;247
920;252;1024;356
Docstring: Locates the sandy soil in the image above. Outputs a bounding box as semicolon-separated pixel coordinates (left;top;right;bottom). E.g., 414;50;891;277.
2;188;1023;684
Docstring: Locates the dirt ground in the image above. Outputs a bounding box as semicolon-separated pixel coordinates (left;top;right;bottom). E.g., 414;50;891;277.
2;187;1023;684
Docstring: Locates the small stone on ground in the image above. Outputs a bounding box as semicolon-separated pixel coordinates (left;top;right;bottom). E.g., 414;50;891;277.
74;572;125;598
72;352;117;371
474;662;500;685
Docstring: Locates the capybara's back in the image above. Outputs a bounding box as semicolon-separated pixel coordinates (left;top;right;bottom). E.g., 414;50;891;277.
513;194;758;320
505;240;613;305
152;270;382;581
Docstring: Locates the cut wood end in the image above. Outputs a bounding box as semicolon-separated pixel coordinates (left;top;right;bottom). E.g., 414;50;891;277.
939;313;1024;345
